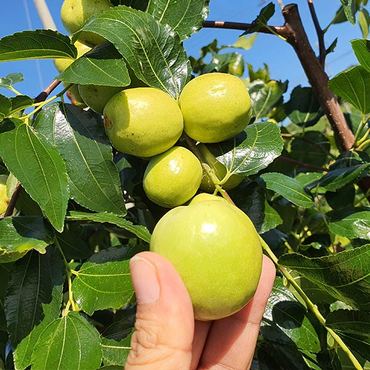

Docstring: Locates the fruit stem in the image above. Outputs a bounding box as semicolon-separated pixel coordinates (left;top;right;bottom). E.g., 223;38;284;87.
260;237;363;370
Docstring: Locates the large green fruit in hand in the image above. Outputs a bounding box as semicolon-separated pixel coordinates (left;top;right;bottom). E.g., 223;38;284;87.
150;194;263;320
103;88;183;158
179;73;252;143
143;146;202;208
78;85;122;113
61;0;112;46
198;144;243;192
0;176;9;215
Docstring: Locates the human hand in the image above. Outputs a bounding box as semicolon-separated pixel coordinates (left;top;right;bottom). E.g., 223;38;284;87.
125;251;276;370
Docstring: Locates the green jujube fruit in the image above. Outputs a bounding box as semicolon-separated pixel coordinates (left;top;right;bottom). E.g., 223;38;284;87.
150;194;263;321
78;85;122;113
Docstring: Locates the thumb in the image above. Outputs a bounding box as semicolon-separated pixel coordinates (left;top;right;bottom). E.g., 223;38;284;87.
125;251;194;370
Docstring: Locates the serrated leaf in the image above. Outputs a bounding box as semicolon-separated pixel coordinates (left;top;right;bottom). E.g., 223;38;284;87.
72;258;133;315
279;245;370;310
261;172;314;208
0;73;23;88
0;217;54;263
341;0;356;23
352;39;370;72
31;312;102;370
78;6;190;98
0;30;76;62
13;250;64;370
101;335;132;366
5;251;63;347
285;86;323;127
330;66;370;114
209;122;283;177
243;3;275;35
307;163;370;192
34;103;125;216
147;0;209;40
326;310;370;361
0;121;68;232
59;43;131;87
67;211;151;243
249;80;287;119
262;277;321;353
328;208;370;239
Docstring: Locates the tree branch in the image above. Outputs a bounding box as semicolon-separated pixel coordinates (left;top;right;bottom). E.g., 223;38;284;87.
307;0;326;66
34;79;61;103
203;4;355;152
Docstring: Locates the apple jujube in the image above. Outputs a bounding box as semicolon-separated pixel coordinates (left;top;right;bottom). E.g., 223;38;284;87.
0;176;9;215
78;85;122;113
150;193;263;321
103;88;183;158
143;146;202;208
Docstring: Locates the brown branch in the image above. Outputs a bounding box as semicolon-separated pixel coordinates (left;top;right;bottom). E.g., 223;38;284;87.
307;0;326;66
34;79;61;103
203;4;355;152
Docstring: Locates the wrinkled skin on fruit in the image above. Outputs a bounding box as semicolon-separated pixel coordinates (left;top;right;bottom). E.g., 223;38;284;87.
143;146;202;208
179;73;252;143
103;88;183;158
198;144;243;192
78;85;122;113
61;0;111;46
150;193;263;320
0;176;9;215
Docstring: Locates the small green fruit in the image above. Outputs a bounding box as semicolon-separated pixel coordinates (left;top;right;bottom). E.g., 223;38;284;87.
0;176;9;215
179;73;251;143
54;40;91;73
198;144;243;192
150;193;262;320
143;146;202;208
78;85;122;113
61;0;112;46
103;88;183;158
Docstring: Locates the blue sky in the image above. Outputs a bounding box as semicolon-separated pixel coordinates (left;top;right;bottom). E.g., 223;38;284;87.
0;1;366;98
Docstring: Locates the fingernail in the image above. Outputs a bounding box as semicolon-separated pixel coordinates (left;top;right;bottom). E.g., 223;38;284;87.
130;256;160;304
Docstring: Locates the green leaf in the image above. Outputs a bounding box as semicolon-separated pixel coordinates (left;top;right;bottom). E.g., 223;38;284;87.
307;163;370;192
262;278;321;353
59;43;131;87
285;86;323;127
208;121;284;177
0;30;76;62
34;103;126;216
78;6;190;98
326;310;370;361
101;335;132;366
72;257;133;315
352;39;370;72
0;94;11;121
9;95;34;115
0;217;54;263
358;9;370;39
147;0;209;40
0;264;12;332
5;251;63;347
340;0;356;23
328;208;370;239
243;3;275;34
0;73;23;88
330;66;370;114
31;312;102;370
249;80;287;119
67;211;151;243
13;250;64;370
232;34;257;50
261;172;314;208
0;121;68;232
279;245;370;310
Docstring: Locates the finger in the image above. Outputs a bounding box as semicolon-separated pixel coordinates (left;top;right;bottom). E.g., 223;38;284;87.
198;256;276;370
190;321;212;370
125;252;194;370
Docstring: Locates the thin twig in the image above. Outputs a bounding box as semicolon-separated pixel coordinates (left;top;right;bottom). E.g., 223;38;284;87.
34;79;61;103
307;0;326;66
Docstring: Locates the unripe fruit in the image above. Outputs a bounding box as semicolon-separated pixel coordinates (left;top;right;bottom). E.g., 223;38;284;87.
143;146;202;208
61;0;111;46
150;194;263;320
103;88;183;158
78;85;122;113
54;40;91;74
179;73;252;143
0;176;9;215
198;144;243;192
